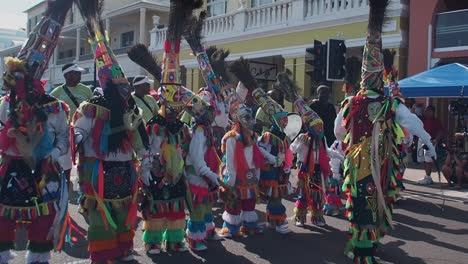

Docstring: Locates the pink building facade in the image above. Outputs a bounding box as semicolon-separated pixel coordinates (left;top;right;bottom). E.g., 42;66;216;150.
408;0;468;75
408;0;468;135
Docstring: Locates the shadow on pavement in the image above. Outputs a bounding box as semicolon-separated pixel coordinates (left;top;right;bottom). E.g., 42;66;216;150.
395;194;468;223
146;241;252;264
393;211;468;235
378;240;426;264
390;222;468;256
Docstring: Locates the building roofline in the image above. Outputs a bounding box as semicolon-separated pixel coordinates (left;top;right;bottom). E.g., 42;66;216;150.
23;0;46;13
61;1;169;33
0;44;22;56
104;1;169;18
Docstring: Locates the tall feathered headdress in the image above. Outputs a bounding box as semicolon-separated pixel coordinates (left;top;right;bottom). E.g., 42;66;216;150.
274;69;322;126
360;0;390;92
206;46;231;86
383;49;403;98
274;69;301;103
3;0;74;98
127;44;162;82
158;0;203;113
230;57;259;93
229;58;296;134
183;11;223;114
1;0;74;144
227;57;257;124
15;0;75;80
76;0;131;96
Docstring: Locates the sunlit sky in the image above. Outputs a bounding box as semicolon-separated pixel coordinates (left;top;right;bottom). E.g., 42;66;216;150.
0;0;43;31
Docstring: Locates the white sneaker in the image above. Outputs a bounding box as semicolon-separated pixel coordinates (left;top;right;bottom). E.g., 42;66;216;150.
146;244;161;255
417;176;433;185
275;224;291;234
257;222;272;229
295;220;304;227
208;233;224;241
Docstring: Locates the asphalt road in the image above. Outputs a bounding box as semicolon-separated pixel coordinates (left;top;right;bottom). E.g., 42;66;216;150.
8;171;468;264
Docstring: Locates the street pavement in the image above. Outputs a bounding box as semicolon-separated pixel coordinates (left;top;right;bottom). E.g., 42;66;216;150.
8;168;468;264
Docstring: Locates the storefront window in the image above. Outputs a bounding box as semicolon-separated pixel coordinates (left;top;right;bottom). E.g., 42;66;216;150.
207;0;227;17
251;0;277;8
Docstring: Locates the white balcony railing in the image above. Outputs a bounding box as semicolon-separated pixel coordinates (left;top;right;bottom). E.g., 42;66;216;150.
150;0;382;50
304;0;369;18
246;1;292;29
203;13;236;37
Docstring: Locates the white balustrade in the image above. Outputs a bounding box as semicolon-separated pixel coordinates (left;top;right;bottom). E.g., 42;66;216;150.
203;14;235;37
246;1;292;29
152;28;167;49
304;0;369;18
149;0;386;50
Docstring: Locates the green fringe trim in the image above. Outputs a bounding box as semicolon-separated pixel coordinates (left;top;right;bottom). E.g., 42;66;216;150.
142;230;164;245
87;227;117;241
164;229;185;243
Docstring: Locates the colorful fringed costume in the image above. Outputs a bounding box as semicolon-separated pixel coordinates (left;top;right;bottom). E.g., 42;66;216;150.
73;1;148;262
182;13;227;251
0;95;70;264
334;1;436;262
324;140;346;216
290;131;331;226
137;0;204;254
141;115;191;252
257;130;293;231
73;99;145;263
252;87;300;234
0;1;73;263
185;124;221;250
220;129;264;236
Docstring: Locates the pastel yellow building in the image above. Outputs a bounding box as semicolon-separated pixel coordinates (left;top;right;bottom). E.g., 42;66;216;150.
16;0;408;107
150;0;409;111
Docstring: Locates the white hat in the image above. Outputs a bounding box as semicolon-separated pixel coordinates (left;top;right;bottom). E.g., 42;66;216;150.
62;63;85;75
133;75;154;86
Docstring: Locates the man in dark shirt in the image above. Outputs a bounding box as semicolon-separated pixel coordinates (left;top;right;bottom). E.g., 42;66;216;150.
309;85;337;147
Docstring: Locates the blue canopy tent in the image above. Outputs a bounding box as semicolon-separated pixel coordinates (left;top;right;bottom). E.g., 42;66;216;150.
397;63;468;98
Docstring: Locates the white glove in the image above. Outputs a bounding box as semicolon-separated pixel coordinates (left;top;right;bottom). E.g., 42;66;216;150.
207;171;220;186
141;170;152;186
426;143;437;159
75;132;83;145
332;172;341;181
140;157;154;186
46;148;60;162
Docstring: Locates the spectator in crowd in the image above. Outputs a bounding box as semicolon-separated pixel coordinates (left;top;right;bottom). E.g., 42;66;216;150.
131;75;160;123
418;105;444;184
51;63;93;118
309;85;337;147
50;63;93;184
